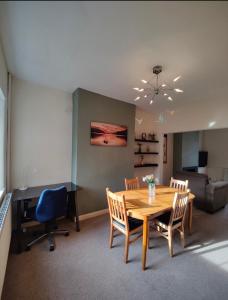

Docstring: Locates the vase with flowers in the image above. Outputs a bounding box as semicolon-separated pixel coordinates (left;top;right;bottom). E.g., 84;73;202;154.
142;174;156;198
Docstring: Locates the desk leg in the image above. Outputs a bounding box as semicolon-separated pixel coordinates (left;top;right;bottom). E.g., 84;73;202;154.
68;191;80;232
15;201;22;254
188;201;193;234
142;217;148;271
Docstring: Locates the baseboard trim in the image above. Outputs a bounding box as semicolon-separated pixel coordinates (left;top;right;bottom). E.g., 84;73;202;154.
79;209;108;221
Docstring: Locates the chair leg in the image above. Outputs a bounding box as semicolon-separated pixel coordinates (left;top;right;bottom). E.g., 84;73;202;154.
180;227;185;248
124;235;129;263
109;225;114;248
168;227;173;257
48;232;55;251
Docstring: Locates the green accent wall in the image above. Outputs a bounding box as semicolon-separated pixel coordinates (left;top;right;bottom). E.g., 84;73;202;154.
72;88;135;215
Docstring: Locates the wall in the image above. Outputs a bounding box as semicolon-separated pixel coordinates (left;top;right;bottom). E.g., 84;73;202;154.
72;89;135;215
201;128;228;180
10;77;72;189
0;42;7;98
153;96;228;134
182;131;199;167
162;133;173;185
134;108;164;185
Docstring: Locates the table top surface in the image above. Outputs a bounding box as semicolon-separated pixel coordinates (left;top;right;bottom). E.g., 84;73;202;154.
12;182;79;201
115;186;195;220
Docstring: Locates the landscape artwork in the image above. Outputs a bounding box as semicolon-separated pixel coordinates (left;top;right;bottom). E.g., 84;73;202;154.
90;122;128;147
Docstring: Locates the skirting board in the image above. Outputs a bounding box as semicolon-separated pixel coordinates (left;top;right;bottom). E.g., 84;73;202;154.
79;209;108;221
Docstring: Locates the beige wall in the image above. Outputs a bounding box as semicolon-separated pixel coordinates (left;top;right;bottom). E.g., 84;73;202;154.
0;42;7;98
134;108;164;184
10;77;72;189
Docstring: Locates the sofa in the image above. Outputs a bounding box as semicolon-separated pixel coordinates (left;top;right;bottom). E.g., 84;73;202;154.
175;171;228;213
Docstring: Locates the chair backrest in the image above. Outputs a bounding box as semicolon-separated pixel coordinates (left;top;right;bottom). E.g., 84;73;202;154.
106;188;128;230
35;186;68;223
170;177;188;191
125;177;140;190
170;190;190;225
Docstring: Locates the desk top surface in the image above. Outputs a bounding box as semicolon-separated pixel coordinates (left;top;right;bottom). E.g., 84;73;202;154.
12;182;79;201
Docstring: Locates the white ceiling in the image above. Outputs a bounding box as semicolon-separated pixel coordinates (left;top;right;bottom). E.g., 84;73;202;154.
0;1;228;113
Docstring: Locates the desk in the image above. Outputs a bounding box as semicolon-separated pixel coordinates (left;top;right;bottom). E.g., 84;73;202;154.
12;182;80;253
115;186;195;270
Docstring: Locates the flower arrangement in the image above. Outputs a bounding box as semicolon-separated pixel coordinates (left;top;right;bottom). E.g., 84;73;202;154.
142;174;156;185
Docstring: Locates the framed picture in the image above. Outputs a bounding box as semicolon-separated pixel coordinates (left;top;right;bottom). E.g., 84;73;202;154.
90;121;128;147
163;134;167;163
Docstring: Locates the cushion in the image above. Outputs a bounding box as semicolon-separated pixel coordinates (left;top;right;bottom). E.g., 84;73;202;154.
113;216;143;231
156;212;180;226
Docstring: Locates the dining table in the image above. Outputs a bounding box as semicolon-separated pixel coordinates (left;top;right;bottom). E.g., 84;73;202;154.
115;185;195;270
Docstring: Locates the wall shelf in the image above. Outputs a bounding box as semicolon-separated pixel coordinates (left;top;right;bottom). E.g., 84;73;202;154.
134;152;159;155
135;139;159;143
134;163;159;168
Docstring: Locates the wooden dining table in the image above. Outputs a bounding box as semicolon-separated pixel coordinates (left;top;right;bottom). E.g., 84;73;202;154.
115;186;195;270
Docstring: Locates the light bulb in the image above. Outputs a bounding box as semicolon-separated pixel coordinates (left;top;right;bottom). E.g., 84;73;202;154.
150;100;153;104
144;95;147;98
133;87;139;91
162;84;166;87
164;93;167;96
174;88;183;93
139;88;144;92
168;96;173;101
173;76;181;82
141;79;148;84
135;97;140;101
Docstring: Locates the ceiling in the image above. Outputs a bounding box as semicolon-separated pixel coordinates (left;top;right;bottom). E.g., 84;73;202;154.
0;1;228;114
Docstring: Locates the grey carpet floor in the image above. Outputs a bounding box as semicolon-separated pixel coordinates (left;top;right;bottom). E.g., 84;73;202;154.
2;206;228;300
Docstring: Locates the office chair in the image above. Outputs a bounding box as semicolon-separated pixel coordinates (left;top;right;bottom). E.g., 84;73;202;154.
26;186;69;251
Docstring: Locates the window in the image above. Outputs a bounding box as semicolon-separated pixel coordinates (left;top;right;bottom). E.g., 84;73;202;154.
0;88;6;203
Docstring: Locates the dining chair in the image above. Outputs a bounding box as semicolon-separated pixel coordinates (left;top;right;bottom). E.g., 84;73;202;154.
124;177;140;190
170;177;188;191
106;188;143;263
152;190;190;257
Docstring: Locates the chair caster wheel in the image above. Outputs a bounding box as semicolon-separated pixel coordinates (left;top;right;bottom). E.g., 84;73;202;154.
49;245;55;251
26;246;31;251
65;232;69;237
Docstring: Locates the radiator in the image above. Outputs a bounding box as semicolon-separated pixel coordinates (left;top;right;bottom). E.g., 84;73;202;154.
0;193;12;297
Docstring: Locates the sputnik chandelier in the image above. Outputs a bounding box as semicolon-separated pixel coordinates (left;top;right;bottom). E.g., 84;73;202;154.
133;65;183;104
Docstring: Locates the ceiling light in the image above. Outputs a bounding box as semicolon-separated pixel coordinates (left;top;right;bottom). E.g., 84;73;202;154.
135;96;140;101
174;88;183;93
173;76;181;82
133;65;183;105
208;121;216;128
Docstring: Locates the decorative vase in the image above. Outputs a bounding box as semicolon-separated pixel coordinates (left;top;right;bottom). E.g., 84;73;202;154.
148;183;155;198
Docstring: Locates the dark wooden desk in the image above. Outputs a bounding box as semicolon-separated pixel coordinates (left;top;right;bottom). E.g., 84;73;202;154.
12;182;80;254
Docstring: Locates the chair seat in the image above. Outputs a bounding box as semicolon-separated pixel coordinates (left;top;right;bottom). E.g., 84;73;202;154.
113;216;143;231
155;212;180;226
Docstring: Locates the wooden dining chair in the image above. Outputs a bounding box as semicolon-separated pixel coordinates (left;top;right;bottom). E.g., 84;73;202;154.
170;177;188;191
153;190;190;257
106;188;143;263
124;177;140;190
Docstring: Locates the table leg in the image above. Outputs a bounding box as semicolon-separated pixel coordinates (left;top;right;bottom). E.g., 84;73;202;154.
142;216;148;271
188;201;193;234
15;201;22;254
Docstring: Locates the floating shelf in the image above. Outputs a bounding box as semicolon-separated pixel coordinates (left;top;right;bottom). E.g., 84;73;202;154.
134;163;159;168
135;139;159;143
134;152;159;155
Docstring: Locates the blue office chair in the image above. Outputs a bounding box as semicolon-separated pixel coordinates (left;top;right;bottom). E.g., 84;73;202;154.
26;186;69;251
